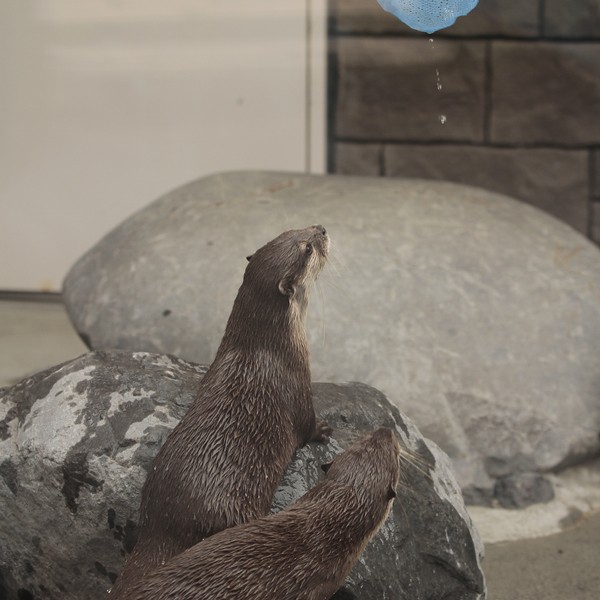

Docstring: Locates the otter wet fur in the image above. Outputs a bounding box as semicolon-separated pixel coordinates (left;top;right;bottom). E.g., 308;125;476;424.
126;427;401;600
110;225;332;597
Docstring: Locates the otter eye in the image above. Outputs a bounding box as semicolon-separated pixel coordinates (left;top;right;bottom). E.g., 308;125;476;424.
305;242;313;255
387;485;397;500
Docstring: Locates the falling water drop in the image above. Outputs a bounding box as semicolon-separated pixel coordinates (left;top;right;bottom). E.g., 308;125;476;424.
429;37;446;125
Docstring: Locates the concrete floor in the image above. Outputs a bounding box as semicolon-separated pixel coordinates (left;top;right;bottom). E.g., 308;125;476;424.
1;298;599;598
0;300;87;387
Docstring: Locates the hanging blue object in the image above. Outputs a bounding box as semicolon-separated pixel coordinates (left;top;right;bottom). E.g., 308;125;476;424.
377;0;479;34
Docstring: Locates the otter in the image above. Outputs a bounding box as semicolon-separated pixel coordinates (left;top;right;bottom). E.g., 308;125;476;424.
110;225;332;597
126;427;401;600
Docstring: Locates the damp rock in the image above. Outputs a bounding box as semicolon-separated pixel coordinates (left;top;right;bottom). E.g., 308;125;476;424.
494;472;555;509
0;351;485;600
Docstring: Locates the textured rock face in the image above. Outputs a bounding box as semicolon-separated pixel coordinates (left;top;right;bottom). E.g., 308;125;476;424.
0;351;485;600
62;171;600;501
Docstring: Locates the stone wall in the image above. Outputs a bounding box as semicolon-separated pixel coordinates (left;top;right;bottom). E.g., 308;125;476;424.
328;0;600;240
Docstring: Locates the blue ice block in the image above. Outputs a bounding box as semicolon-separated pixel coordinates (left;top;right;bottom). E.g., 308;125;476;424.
377;0;479;34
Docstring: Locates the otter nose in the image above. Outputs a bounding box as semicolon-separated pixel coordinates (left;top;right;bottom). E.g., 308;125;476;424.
313;224;327;235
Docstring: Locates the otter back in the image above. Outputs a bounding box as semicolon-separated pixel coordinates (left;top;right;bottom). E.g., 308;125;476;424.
126;428;401;600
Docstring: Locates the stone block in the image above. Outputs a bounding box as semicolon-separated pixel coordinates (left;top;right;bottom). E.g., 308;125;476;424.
335;37;486;141
545;0;600;38
384;144;589;232
332;0;539;37
491;42;600;145
334;142;382;175
493;473;555;509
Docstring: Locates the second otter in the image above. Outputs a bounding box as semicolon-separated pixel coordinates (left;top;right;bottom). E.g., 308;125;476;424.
126;428;401;600
110;225;331;597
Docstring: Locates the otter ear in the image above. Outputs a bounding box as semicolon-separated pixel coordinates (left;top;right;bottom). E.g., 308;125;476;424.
321;461;332;473
387;485;397;500
246;254;254;262
278;279;296;297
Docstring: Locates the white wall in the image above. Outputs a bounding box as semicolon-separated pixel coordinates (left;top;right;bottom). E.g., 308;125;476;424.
0;0;326;291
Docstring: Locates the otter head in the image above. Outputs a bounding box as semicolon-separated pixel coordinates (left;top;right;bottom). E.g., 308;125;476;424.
244;225;329;304
321;428;401;512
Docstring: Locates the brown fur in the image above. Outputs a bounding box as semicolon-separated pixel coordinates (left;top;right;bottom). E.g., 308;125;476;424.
126;428;401;600
110;225;331;597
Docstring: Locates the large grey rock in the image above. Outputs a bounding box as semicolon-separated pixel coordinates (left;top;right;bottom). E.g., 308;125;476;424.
62;171;600;500
0;351;485;600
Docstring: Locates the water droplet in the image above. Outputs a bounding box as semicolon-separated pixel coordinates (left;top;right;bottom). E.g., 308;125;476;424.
439;115;447;125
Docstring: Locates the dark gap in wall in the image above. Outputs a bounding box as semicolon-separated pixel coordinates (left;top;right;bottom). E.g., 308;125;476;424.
483;40;493;144
327;39;339;173
539;0;546;38
327;0;337;36
0;291;63;303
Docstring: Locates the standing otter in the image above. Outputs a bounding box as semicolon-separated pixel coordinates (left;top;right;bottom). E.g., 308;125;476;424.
110;225;332;597
126;427;401;600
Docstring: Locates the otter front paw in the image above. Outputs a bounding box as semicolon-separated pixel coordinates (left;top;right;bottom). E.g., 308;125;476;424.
311;421;333;444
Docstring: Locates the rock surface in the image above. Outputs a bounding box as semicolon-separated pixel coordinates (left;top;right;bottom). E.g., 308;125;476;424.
62;171;600;501
0;351;485;600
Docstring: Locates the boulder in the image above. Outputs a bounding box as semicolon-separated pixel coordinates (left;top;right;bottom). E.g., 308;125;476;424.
62;171;600;500
0;351;485;600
